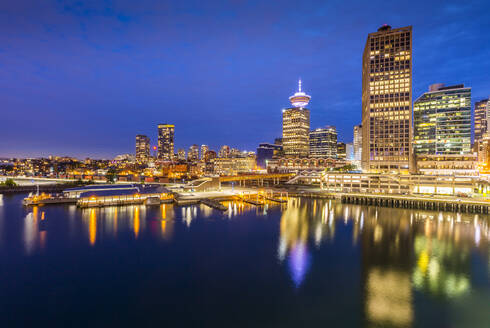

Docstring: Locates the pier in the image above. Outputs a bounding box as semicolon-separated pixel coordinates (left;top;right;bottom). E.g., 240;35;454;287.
341;193;490;213
200;198;228;211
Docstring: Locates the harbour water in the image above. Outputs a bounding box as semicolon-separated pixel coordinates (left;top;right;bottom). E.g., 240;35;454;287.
0;193;489;327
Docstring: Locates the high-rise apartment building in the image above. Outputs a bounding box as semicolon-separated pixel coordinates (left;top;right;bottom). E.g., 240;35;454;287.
188;144;199;161
218;145;230;158
309;126;337;158
200;145;209;161
353;124;363;162
157;124;174;161
283;80;311;157
135;134;150;163
177;148;186;161
362;25;412;173
413;84;471;155
475;98;489;143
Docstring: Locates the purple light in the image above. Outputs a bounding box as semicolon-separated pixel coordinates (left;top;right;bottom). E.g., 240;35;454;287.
288;242;311;287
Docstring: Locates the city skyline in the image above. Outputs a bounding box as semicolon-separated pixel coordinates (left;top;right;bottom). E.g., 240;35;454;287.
1;1;490;158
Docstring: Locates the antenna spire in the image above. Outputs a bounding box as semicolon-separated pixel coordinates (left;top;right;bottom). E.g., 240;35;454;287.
298;79;302;92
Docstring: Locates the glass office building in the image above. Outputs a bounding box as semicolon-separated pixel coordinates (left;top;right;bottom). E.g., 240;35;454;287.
309;126;337;158
413;84;471;155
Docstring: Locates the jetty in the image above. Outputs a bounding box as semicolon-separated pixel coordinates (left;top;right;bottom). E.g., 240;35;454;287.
341;193;490;213
200;198;227;211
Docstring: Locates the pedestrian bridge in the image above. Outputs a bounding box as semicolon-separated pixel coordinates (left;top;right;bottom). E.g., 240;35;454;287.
219;173;294;186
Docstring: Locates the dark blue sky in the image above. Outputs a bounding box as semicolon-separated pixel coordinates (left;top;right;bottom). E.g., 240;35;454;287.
1;0;489;159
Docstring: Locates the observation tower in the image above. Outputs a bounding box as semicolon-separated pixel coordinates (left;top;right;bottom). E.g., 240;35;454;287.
289;79;311;108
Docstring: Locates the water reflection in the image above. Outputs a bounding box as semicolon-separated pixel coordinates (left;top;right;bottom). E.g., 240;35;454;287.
276;199;490;325
16;198;490;323
23;206;48;254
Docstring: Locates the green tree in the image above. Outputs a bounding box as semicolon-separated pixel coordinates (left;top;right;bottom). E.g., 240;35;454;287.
106;168;117;184
3;178;17;187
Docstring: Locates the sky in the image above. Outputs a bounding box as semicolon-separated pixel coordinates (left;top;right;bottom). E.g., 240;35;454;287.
1;0;489;159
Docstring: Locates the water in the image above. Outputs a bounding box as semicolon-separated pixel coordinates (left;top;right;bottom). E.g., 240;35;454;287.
0;193;489;327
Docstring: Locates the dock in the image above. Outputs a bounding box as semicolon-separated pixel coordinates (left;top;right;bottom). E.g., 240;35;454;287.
341;193;490;213
23;197;77;206
200;198;227;211
241;198;264;206
265;197;287;203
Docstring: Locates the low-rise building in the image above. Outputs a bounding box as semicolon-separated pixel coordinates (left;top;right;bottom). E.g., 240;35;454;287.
320;173;488;196
267;157;347;173
416;154;478;176
213;157;256;176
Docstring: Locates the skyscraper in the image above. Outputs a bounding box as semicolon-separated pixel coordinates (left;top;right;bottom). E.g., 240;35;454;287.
413;84;471;155
309;126;337;158
337;142;346;160
157;124;174;161
218;145;230;158
200;145;209;161
177;148;186;161
362;25;412;173
475;98;489;144
188;144;199;161
135;134;150;163
283;80;311;157
353;124;363;162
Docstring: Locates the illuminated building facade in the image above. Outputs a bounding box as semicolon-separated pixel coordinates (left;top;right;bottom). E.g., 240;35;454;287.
157;124;174;161
346;143;354;161
212;157;256;175
188;144;199;161
200;145;209;161
353;124;362;162
218;145;230;158
321;172;483;195
474;98;489;153
177;148;186;161
362;25;412;173
309;126;337;158
413;84;471;155
416;154;477;176
337;142;346;160
474;99;489;143
283;80;311;157
204;150;217;162
135;134;150;163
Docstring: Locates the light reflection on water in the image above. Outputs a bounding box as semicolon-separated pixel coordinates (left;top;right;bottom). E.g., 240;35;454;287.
11;197;490;326
275;198;490;326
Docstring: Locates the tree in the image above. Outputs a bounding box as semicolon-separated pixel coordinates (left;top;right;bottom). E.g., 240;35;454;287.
106;168;117;184
2;178;17;187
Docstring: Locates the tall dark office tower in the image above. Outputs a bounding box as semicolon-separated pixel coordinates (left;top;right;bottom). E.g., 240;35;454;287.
282;80;311;157
362;25;412;173
309;126;338;158
475;98;489;144
157;124;174;160
414;84;471;155
256;143;283;168
135;134;150;163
